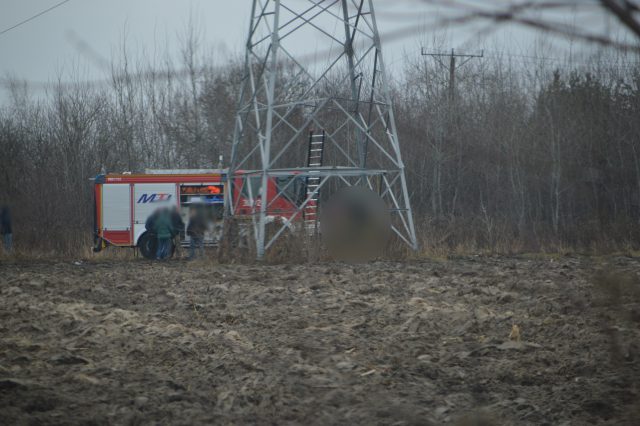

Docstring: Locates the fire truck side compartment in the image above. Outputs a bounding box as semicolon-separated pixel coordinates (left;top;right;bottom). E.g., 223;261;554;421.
101;183;132;246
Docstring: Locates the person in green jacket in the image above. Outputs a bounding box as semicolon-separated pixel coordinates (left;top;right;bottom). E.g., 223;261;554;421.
153;208;174;260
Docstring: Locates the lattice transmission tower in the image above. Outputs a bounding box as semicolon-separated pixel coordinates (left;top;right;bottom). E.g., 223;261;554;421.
229;0;418;259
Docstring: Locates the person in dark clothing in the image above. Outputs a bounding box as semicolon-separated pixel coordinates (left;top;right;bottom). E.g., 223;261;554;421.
152;208;174;260
171;206;184;234
170;206;185;258
187;207;206;260
1;206;12;253
145;209;160;233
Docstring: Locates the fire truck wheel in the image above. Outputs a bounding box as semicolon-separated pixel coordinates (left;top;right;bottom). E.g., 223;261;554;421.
138;232;158;260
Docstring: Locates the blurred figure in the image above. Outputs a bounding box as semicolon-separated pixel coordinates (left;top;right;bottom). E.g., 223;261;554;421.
320;187;390;262
170;205;185;258
187;207;206;260
145;208;160;233
153;208;174;260
1;206;12;253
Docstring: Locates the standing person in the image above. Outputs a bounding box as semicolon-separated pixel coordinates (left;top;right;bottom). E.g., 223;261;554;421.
1;206;12;253
152;208;174;260
170;206;185;259
187;207;206;260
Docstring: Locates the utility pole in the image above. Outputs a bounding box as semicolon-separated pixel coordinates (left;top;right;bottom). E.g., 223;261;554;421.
420;49;483;219
421;48;484;102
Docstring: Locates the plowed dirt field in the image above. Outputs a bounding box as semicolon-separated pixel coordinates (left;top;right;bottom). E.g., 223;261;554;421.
1;256;639;425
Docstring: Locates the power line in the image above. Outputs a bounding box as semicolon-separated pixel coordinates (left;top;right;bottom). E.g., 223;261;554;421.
0;0;72;37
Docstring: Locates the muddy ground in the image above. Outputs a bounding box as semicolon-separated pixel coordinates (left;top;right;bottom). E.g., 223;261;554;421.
0;255;639;425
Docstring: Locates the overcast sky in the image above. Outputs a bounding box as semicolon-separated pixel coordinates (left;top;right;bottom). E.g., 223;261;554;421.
0;0;615;100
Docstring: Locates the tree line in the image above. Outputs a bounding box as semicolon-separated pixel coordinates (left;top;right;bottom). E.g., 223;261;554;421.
1;38;639;255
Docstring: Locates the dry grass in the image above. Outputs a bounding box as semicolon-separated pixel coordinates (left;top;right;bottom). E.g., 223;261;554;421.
3;217;640;263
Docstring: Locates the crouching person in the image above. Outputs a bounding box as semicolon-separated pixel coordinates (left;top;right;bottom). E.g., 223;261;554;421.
187;207;206;260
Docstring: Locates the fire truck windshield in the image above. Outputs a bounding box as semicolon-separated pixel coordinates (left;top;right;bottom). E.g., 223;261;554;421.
240;177;262;199
276;176;306;205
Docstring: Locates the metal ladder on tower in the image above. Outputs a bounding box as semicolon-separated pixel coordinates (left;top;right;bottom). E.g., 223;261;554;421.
304;130;326;234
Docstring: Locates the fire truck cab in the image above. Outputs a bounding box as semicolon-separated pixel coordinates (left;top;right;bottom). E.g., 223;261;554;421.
93;169;307;258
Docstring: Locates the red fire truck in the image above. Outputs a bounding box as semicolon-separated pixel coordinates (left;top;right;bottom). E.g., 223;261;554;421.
93;169;308;258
